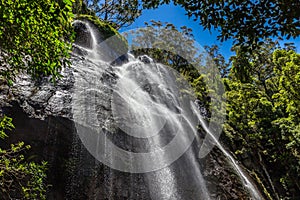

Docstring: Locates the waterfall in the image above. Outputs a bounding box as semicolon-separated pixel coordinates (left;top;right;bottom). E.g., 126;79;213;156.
71;20;263;200
72;20;98;59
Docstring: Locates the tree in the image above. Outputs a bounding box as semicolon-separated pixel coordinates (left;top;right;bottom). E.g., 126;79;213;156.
0;0;74;83
0;116;47;199
141;0;300;48
128;20;204;93
224;45;300;199
84;0;141;28
272;51;300;188
204;45;230;78
128;20;202;78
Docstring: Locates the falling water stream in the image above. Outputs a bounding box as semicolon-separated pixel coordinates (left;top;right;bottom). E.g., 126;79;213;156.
71;20;262;200
191;103;261;199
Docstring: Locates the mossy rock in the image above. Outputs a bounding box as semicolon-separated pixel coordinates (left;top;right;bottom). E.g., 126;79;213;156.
74;14;128;57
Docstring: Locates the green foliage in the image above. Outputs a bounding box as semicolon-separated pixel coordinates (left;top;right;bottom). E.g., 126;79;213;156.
128;20;201;77
0;0;75;82
0;116;48;199
204;45;230;78
273;50;300;116
0;116;14;139
141;0;300;49
224;45;300;198
127;20;209;100
85;0;141;28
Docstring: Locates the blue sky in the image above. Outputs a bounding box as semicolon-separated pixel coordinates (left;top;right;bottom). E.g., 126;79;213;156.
121;3;300;61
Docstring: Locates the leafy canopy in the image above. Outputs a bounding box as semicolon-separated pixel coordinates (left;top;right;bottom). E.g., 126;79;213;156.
0;0;75;82
141;0;300;48
128;20;201;77
224;45;300;198
84;0;141;28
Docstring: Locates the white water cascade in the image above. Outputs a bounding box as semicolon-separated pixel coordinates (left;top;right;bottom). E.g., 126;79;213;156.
71;20;263;200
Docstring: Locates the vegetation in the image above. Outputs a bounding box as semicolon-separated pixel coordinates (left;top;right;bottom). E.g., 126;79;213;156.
204;45;230;78
0;0;75;83
0;116;47;199
224;43;300;199
141;0;300;49
83;0;142;28
129;21;200;75
0;0;73;198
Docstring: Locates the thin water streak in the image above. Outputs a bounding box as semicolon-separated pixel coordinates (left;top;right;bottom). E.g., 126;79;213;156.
191;102;261;200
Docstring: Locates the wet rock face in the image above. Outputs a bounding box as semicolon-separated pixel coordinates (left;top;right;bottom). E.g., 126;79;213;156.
3;66;74;119
72;20;128;65
73;21;93;49
201;148;251;200
0;56;149;200
138;55;153;64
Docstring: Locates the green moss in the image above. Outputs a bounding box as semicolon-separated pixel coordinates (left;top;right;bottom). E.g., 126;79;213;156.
74;14;128;56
